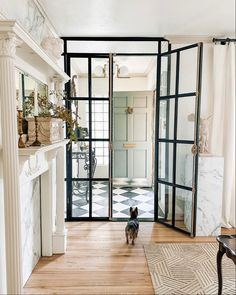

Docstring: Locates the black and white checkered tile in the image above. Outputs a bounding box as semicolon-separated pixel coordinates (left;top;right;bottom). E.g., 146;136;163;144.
72;181;154;219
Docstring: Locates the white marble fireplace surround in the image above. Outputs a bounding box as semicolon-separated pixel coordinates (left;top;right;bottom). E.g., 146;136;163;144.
21;177;41;285
19;140;69;285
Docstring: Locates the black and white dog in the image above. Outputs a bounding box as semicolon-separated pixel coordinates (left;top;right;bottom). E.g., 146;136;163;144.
125;207;139;245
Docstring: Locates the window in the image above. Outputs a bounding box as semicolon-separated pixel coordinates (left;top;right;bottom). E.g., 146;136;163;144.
86;100;109;165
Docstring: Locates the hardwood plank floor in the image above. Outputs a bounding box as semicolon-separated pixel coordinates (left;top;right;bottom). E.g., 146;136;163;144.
23;222;236;294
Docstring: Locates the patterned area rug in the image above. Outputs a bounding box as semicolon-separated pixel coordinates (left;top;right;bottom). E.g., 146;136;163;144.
144;243;236;295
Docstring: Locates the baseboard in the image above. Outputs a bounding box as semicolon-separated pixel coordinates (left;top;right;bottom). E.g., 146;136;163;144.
52;229;67;254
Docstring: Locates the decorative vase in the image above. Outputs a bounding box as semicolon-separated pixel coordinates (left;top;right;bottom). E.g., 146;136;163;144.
27;117;64;145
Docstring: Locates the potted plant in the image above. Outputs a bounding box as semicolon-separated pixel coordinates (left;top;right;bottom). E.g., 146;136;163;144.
24;91;80;145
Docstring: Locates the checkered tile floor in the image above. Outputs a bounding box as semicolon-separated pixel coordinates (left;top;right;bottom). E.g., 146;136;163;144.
72;181;154;219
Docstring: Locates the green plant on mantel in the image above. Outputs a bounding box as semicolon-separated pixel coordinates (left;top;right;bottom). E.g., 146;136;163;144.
24;91;81;143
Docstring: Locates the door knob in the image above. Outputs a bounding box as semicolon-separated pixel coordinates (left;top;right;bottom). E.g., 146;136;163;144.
125;107;133;114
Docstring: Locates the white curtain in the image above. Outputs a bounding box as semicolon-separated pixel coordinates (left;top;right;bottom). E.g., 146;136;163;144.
210;43;235;227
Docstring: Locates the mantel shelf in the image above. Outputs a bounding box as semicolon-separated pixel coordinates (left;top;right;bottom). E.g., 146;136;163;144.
18;139;69;156
0;20;70;82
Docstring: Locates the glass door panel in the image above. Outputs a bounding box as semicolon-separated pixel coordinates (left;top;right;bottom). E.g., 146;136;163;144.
177;96;196;140
175;188;193;232
72;180;90;218
92;58;109;98
158;183;173;225
156;43;203;236
92;100;109;139
92;181;109;218
176;144;193;187
72;141;90;179
160;53;176;96
179;47;198;94
158;142;173;183
70;58;89;98
159;99;175;139
66;55;111;220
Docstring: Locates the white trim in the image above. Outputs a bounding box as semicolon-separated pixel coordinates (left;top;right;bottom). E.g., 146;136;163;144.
33;0;60;38
0;20;70;81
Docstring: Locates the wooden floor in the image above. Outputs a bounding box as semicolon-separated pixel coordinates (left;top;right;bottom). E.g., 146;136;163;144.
23;222;236;295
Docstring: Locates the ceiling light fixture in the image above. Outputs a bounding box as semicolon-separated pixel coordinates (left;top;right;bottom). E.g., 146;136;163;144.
94;63;130;78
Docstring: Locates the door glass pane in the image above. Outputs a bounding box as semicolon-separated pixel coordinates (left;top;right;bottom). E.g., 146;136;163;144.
158;183;172;225
177;96;195;140
176;144;193;187
92;181;109;217
160;53;176;96
175;188;192;233
179;47;198;94
72;180;89;218
160;56;168;96
158;142;173;183
72;141;90;178
92;100;109;139
71;100;89;138
92;141;109;178
92;58;109;98
159;99;175;139
70;58;88;97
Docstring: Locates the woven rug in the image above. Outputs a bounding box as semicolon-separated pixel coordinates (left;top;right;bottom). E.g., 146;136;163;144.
144;243;236;295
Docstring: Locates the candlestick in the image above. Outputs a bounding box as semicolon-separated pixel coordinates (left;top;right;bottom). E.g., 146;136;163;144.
31;116;41;146
17;110;26;148
18;74;23;111
34;83;38;116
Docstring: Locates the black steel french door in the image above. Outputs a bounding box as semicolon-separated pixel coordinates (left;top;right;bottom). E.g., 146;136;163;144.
65;54;112;220
155;43;203;236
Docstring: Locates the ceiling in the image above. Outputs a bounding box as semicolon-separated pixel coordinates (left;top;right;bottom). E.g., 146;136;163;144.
38;0;235;38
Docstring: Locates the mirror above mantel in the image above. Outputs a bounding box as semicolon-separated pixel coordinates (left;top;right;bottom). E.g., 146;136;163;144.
15;69;48;117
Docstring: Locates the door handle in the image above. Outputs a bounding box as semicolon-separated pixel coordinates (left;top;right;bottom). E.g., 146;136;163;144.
123;143;136;148
191;144;200;155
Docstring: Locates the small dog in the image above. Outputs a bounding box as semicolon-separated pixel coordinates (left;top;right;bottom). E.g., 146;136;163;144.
125;207;139;245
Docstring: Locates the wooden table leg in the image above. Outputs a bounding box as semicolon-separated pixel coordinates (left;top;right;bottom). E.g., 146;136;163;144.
217;246;225;295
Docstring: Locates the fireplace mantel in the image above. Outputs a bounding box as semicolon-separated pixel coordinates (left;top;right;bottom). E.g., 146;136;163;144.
18;138;69;284
18;140;69;157
19;140;69;184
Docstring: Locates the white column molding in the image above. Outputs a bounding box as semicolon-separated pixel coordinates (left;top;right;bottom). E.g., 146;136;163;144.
53;146;67;253
41;160;54;256
0;33;23;294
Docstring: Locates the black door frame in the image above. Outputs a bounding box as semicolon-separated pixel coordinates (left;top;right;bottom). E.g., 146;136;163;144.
63;37;166;221
155;43;203;237
63;37;202;231
65;53;111;221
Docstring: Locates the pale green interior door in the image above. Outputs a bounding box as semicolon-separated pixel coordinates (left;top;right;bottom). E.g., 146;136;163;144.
113;91;153;187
